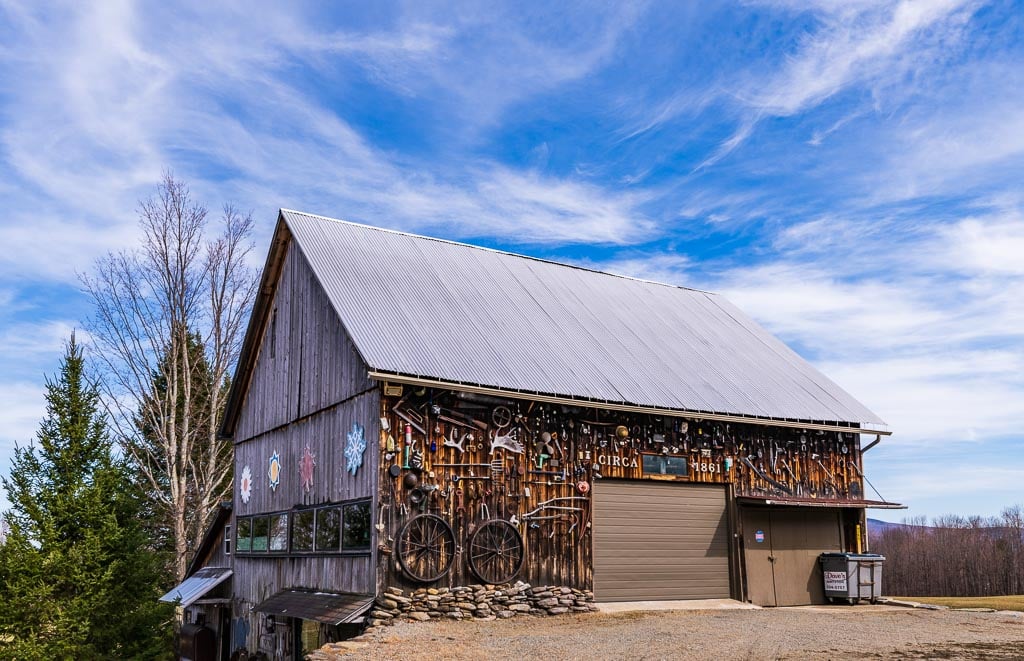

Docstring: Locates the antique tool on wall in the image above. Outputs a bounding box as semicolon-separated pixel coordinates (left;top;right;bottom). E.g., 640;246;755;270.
778;457;797;483
437;405;488;430
450;473;490;482
394;406;426;435
742;456;793;494
492;406;513;428
403;424;415;469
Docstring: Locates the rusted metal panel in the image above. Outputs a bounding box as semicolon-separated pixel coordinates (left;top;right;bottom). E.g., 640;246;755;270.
280;209;884;427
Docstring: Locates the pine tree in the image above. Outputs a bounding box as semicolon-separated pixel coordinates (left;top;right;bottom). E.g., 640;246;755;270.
0;334;173;659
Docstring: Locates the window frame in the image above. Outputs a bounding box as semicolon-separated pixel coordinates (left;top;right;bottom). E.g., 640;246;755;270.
234;498;372;557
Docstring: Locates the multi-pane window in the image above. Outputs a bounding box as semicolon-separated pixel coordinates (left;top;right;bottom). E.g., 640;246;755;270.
235;499;371;556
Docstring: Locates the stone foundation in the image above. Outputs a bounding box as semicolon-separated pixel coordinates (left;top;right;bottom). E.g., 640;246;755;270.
365;582;598;628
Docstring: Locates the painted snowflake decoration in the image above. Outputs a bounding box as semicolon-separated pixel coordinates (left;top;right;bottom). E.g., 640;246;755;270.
299;446;316;493
239;465;253;504
268;450;282;491
344;422;366;476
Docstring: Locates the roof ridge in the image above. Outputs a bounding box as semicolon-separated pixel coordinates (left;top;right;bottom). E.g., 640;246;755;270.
279;208;714;295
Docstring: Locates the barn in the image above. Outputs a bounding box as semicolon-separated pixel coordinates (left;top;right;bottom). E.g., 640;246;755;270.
206;210;900;658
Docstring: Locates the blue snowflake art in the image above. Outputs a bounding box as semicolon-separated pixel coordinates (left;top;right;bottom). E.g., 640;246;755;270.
345;422;366;476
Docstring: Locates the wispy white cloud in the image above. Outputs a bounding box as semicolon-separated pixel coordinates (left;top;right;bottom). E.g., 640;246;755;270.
0;382;46;455
0;1;652;286
0;320;82;359
739;0;977;117
629;0;983;172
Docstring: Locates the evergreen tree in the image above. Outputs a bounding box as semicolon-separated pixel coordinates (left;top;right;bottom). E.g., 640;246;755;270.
0;335;173;659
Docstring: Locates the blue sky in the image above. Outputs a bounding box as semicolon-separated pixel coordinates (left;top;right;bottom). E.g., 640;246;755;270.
1;1;1022;522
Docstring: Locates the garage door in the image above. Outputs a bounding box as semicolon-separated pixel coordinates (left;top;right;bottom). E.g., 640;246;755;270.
593;480;730;601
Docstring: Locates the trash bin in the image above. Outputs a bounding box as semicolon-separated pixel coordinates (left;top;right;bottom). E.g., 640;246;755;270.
819;552;885;604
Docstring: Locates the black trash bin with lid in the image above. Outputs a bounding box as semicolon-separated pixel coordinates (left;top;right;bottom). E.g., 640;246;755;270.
819;552;885;604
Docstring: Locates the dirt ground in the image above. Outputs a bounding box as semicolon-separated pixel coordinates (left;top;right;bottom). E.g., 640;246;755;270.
319;605;1024;660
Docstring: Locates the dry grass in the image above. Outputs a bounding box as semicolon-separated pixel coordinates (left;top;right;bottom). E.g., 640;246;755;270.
897;595;1024;611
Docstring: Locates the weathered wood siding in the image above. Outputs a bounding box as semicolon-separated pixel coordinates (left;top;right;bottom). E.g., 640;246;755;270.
377;387;868;595
200;525;230;570
234;394;379;516
229;239;380;655
234;238;374;443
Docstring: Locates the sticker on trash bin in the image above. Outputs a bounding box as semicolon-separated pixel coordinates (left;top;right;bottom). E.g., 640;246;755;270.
755;530;765;543
824;571;848;592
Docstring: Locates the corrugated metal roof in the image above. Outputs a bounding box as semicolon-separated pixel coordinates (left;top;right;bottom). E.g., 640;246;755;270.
281;210;885;427
255;590;374;625
159;567;232;607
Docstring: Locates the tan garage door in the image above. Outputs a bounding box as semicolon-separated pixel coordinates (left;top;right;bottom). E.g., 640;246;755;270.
593;480;730;601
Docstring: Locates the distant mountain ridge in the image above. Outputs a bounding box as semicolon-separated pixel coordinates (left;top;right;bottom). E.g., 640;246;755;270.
867;518;917;535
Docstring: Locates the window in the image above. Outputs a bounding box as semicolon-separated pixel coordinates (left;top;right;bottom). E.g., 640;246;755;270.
292;509;315;552
236;500;372;556
342;502;371;550
225;524;232;555
642;454;688;477
315;507;341;552
236;519;251;552
251;516;270;552
269;513;289;552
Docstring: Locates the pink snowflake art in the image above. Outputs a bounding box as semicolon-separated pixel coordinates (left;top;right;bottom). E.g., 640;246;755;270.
299;446;316;493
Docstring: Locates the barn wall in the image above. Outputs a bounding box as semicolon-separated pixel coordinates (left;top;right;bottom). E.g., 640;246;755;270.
377;387;867;595
200;523;229;570
234;238;374;443
229;240;380;657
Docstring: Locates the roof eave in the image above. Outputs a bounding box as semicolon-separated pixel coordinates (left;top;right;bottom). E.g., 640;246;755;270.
218;212;292;440
367;370;892;436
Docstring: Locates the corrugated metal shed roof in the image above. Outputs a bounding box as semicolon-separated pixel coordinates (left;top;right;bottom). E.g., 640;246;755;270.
255;590;374;625
159;567;232;607
280;210;885;427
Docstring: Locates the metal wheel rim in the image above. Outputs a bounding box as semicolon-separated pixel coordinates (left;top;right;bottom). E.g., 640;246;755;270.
466;519;525;585
397;514;456;583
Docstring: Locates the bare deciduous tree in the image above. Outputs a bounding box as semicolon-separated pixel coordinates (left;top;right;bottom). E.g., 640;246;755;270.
872;505;1024;597
83;173;257;580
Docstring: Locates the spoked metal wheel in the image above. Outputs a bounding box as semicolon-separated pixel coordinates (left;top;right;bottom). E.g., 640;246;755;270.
396;514;456;583
467;519;525;585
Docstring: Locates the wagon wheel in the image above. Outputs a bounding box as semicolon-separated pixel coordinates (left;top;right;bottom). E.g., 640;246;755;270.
397;514;456;583
467;519;525;585
491;406;513;428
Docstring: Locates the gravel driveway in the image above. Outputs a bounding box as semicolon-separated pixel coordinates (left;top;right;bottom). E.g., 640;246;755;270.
316;605;1024;660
